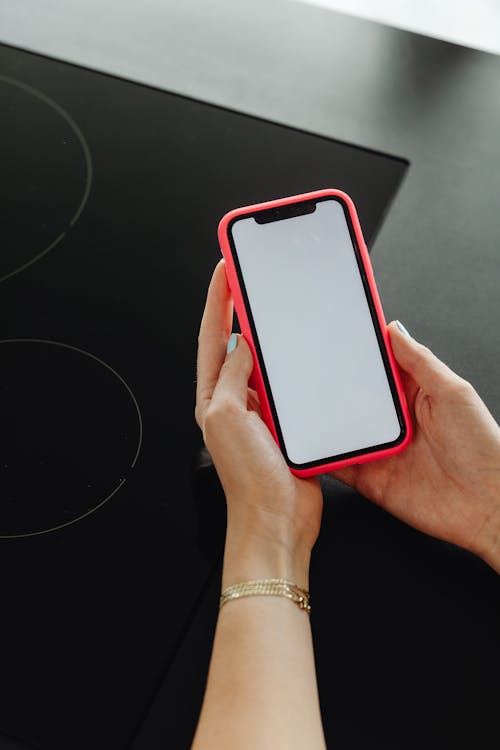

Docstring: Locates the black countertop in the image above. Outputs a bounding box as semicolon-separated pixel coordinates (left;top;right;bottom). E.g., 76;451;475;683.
0;38;407;750
130;7;500;750
1;4;499;749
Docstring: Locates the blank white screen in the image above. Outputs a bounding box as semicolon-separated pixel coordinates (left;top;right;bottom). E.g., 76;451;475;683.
231;199;401;465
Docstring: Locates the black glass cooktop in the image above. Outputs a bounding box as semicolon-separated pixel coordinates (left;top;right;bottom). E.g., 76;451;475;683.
0;43;408;749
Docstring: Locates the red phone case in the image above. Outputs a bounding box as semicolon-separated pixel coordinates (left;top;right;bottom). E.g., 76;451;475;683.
218;188;412;477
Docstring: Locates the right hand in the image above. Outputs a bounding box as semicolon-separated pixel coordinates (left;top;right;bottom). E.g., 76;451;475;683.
331;321;500;573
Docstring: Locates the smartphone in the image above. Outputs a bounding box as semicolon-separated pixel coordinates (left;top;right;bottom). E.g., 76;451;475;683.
218;188;412;477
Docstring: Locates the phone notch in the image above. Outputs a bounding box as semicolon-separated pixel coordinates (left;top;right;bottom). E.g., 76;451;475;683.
254;199;317;224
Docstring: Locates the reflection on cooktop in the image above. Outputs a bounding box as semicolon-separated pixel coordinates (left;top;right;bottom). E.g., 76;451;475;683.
0;339;142;538
0;76;92;284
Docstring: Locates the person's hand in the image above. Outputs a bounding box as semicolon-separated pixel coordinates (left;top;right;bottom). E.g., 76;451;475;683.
332;321;500;572
195;261;323;584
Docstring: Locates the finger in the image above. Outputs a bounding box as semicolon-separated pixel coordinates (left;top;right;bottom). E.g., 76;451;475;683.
196;260;233;425
399;368;420;418
247;387;262;418
211;334;254;410
388;320;463;397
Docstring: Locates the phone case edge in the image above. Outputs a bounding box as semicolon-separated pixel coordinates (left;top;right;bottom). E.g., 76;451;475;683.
217;187;413;478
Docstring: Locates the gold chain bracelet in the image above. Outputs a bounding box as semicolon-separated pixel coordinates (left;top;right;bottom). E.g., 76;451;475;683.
219;578;311;615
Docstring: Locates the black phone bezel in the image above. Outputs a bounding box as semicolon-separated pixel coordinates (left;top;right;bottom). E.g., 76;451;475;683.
227;194;407;470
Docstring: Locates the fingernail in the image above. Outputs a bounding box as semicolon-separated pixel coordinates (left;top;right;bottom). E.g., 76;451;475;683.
396;320;411;338
227;333;237;353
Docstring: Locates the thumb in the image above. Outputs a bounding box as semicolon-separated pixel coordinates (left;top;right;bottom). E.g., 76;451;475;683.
388;320;461;396
210;333;254;408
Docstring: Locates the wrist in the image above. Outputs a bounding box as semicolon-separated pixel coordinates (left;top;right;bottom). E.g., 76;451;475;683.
225;489;317;554
222;524;311;591
475;503;500;574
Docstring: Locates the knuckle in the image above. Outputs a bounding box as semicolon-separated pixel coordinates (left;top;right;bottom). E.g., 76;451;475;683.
203;404;219;433
417;343;434;360
203;409;223;444
212;395;240;419
455;377;474;394
446;376;474;397
420;345;432;357
203;404;217;429
204;403;218;425
204;397;240;432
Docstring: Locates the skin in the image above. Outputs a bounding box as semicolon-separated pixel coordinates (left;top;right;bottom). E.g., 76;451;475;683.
191;260;500;750
332;324;500;570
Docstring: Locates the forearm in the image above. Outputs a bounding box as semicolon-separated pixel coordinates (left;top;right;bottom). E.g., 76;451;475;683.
191;528;326;750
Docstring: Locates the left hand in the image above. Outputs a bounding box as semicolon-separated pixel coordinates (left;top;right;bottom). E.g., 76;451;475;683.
195;260;323;557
